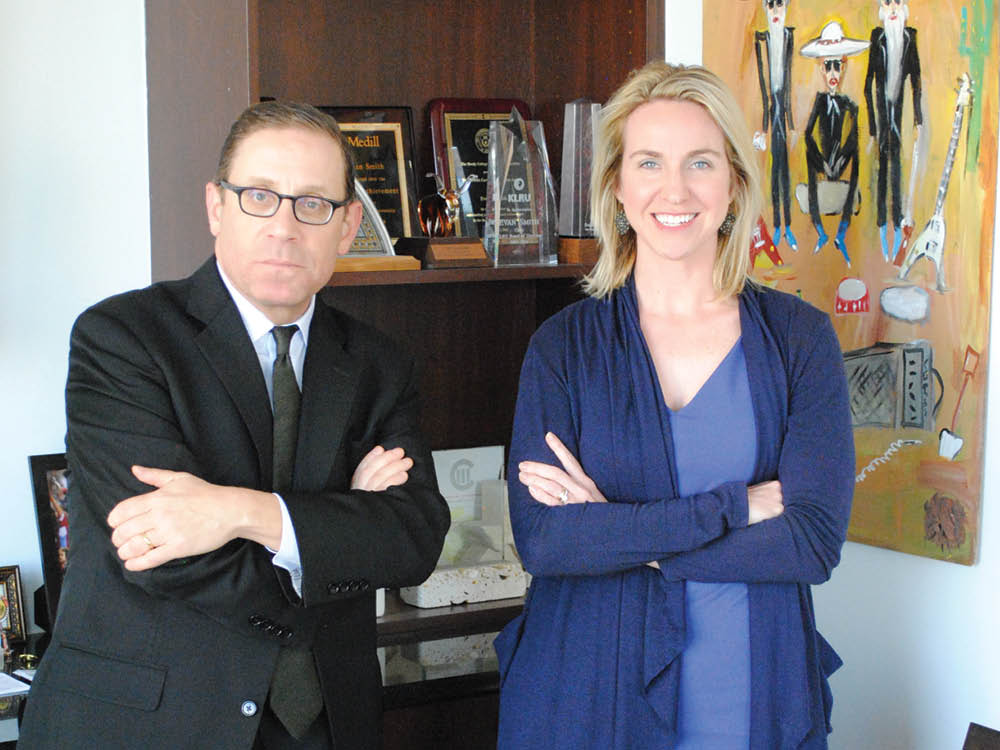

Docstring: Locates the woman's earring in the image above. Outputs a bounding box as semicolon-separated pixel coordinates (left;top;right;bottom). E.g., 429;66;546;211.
718;212;736;236
614;208;631;236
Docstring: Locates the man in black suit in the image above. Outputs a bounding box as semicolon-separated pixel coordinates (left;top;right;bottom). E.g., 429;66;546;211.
800;21;870;266
864;0;923;261
19;101;450;749
754;0;798;251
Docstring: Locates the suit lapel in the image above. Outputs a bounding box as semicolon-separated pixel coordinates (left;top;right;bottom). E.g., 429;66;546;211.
187;260;273;485
294;298;362;491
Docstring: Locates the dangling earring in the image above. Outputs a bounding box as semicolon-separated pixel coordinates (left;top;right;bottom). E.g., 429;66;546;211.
614;207;631;235
718;211;736;236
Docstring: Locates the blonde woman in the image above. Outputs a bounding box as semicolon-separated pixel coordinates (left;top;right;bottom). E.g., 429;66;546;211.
495;62;854;749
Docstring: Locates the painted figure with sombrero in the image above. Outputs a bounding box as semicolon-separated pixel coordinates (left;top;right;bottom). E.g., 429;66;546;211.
799;20;869;265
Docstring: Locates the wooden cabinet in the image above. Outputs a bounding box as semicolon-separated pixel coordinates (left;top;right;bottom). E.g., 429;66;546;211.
145;0;660;280
324;266;585;449
145;2;660;746
260;0;660;448
377;591;523;749
253;0;660;202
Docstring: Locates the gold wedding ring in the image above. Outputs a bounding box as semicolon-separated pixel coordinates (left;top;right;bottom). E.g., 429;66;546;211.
141;534;155;549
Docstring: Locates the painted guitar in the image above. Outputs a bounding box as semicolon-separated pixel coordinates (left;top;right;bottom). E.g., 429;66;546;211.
892;137;921;266
897;73;972;292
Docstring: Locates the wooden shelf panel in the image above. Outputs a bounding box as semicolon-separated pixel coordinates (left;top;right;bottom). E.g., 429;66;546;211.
255;0;653;199
377;589;523;647
329;263;587;288
320;274;585;450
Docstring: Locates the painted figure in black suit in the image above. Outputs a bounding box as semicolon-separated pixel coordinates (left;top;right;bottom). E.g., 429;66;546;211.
19;101;450;750
754;0;798;251
800;21;870;266
864;0;923;260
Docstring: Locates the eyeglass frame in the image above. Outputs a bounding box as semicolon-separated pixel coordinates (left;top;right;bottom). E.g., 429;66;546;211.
215;179;351;225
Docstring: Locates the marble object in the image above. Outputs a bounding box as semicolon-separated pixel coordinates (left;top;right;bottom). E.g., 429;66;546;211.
399;561;526;608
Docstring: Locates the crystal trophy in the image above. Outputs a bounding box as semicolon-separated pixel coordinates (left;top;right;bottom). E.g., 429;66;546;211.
483;108;558;266
559;99;600;238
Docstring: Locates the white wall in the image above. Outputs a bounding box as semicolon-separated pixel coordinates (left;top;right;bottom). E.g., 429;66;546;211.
0;3;150;628
666;2;1000;746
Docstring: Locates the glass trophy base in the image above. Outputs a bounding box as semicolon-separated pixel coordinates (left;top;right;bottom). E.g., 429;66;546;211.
489;236;558;267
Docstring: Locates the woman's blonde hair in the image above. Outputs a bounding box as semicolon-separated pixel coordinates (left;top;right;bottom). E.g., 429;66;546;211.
582;62;763;299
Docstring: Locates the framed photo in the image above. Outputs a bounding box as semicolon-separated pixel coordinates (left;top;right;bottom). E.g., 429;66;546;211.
428;98;531;239
29;453;70;628
0;565;26;644
319;106;419;241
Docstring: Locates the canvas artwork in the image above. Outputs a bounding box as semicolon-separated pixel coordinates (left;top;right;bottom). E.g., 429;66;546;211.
704;0;998;563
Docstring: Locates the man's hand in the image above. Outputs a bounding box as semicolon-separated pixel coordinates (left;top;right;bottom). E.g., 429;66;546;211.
351;445;412;492
108;466;279;572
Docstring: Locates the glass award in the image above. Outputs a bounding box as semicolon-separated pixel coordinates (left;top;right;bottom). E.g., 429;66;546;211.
558;99;601;238
483;108;558;266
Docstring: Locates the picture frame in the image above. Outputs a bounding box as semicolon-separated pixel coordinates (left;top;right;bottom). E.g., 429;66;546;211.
319;106;419;241
0;565;26;644
428;98;532;239
29;453;70;628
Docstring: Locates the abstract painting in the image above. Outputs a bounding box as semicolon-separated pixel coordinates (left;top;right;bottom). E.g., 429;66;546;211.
704;0;998;563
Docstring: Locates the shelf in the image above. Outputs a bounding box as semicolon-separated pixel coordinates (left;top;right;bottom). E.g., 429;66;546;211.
376;589;523;648
382;670;501;711
329;263;588;288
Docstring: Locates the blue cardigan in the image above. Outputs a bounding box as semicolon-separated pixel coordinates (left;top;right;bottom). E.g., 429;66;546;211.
496;278;854;749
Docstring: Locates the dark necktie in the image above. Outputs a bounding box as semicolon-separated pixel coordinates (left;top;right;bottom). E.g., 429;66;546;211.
267;325;323;739
271;325;300;493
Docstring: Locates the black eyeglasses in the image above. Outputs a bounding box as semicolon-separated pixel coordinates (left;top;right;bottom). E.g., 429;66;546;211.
217;180;349;225
824;60;843;73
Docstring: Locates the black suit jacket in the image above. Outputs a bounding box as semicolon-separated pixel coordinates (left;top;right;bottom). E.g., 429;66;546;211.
754;26;795;132
19;259;450;749
864;26;923;138
804;93;860;223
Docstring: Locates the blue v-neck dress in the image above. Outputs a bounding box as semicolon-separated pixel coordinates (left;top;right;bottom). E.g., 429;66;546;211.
671;340;756;749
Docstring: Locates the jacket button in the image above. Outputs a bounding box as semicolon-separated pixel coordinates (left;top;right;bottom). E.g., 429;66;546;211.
327;583;341;594
361;581;371;591
241;700;258;717
248;615;264;627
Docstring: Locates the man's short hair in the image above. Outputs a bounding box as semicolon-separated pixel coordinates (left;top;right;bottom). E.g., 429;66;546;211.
214;100;356;202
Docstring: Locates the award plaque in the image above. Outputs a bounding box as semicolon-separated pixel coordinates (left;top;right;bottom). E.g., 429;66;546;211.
319;106;418;241
428;98;531;239
483;109;558;266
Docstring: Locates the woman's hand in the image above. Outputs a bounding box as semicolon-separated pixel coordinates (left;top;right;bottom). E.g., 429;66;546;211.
351;445;413;491
518;432;608;506
747;480;784;524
